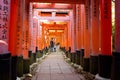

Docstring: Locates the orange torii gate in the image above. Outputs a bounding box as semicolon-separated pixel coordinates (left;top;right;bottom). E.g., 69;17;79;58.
41;22;68;48
97;0;112;79
112;0;120;80
90;0;99;75
0;0;119;80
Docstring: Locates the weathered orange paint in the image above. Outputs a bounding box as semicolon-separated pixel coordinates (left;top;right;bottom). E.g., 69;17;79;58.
83;0;91;58
100;0;112;55
76;4;82;50
69;9;75;52
67;22;71;49
23;1;30;59
91;0;99;55
73;4;77;50
9;0;19;56
64;25;68;50
32;18;38;53
28;0;84;4
80;4;85;49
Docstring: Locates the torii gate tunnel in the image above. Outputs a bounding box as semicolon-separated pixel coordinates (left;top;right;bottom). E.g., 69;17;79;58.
0;0;119;80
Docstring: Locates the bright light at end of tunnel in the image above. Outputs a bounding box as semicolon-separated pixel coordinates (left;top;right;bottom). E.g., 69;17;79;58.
49;30;56;32
57;30;63;32
33;16;38;19
33;2;51;5
55;3;70;6
40;20;49;22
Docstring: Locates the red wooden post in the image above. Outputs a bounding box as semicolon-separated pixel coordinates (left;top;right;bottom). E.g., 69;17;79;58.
22;0;30;74
84;0;90;58
0;0;11;80
29;3;33;52
67;21;71;51
100;0;112;56
80;4;85;49
23;0;30;59
78;4;85;67
83;0;91;71
33;17;38;53
69;11;74;52
73;4;77;51
76;4;82;50
96;0;112;79
91;0;100;56
9;0;19;56
90;0;99;75
111;0;120;80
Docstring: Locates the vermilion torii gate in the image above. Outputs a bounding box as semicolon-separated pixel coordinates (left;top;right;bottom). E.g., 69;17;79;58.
0;0;119;80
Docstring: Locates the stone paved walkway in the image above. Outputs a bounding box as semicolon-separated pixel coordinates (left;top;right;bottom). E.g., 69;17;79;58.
31;51;85;80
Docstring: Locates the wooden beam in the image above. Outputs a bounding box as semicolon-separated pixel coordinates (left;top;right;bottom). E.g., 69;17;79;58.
28;0;84;4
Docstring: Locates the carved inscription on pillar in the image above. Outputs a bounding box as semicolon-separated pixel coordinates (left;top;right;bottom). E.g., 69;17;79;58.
16;0;23;55
0;0;10;43
85;0;90;29
104;0;110;19
100;0;112;55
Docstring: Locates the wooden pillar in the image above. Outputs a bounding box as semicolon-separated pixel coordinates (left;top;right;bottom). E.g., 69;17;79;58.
29;2;34;64
67;21;71;50
96;0;112;79
80;5;85;49
64;25;67;50
90;0;99;75
29;3;33;52
0;0;11;80
78;4;85;67
38;23;42;50
42;23;45;49
75;4;83;66
33;17;38;53
9;0;19;57
22;0;30;74
111;0;120;80
69;11;73;52
73;4;77;51
70;5;76;52
76;4;82;50
83;0;91;72
9;0;24;79
23;0;29;59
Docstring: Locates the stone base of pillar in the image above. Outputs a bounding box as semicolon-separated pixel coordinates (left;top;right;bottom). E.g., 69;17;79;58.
98;54;112;78
70;52;72;62
37;50;42;58
80;49;84;67
0;53;11;80
95;74;110;80
111;52;120;80
29;51;33;64
68;51;71;59
16;56;23;77
65;51;68;58
71;52;76;63
83;58;90;72
36;47;38;53
75;50;80;65
23;58;30;74
33;53;36;63
11;56;17;80
90;55;98;75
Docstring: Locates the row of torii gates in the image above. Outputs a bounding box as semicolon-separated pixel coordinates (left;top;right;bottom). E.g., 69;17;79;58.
0;0;119;80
